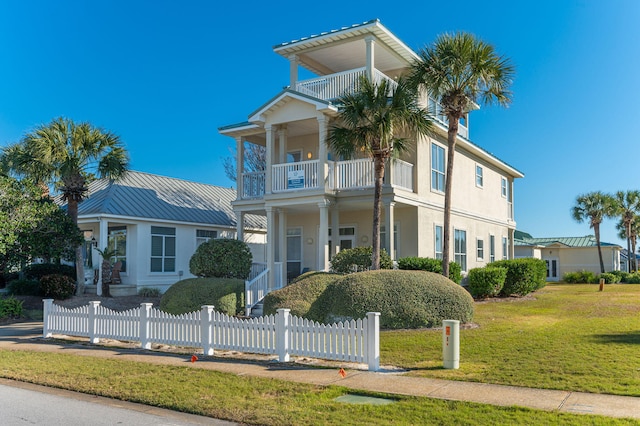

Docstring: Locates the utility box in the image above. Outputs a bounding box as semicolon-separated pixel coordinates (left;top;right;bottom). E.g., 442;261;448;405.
442;319;460;369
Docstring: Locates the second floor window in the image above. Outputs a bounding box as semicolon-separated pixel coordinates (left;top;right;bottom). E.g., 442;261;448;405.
151;226;176;273
431;143;445;192
501;177;508;198
476;165;483;187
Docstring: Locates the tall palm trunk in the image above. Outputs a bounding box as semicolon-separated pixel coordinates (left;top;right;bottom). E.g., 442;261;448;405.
66;198;85;295
631;235;637;272
594;223;605;273
627;223;633;273
442;115;460;278
371;154;386;270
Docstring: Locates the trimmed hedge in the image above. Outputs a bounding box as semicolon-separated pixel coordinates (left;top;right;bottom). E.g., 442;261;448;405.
563;270;597;284
40;274;76;299
189;238;252;279
23;263;76;281
319;270;474;329
489;258;546;296
397;257;462;284
263;272;342;318
467;267;507;298
159;277;245;315
608;270;631;283
7;279;41;296
0;297;23;319
330;246;392;273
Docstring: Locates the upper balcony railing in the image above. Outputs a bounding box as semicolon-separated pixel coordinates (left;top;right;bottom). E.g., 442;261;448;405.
240;158;413;199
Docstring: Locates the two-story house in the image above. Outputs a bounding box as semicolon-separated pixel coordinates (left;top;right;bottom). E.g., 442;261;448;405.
219;19;524;294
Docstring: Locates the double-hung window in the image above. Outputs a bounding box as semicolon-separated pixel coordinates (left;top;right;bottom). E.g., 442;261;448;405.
151;226;176;272
196;229;217;247
490;235;496;262
477;238;484;260
431;144;445;192
476;165;483;188
435;225;443;259
502;236;509;260
501;177;508;198
454;229;467;272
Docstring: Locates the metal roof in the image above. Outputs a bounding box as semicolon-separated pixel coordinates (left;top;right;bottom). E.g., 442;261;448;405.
61;171;265;230
515;236;620;248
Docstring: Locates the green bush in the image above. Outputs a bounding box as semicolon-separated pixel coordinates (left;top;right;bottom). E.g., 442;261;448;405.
263;272;342;318
189;238;252;279
625;272;640;284
563;270;597;284
40;274;76;299
489;258;547;296
608;270;631;283
159;277;244;315
597;272;620;284
0;297;23;319
467;267;507;298
138;287;162;297
330;247;392;273
397;257;462;284
23;263;76;281
319;270;474;329
7;279;41;296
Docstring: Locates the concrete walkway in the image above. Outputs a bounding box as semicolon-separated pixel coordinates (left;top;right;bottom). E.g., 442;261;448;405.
1;322;639;421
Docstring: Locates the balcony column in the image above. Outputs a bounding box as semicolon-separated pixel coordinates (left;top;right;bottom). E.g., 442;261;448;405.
236;137;244;198
289;54;299;89
318;200;330;272
365;36;375;81
278;125;287;164
331;206;340;257
265;125;274;194
236;211;245;242
384;201;395;260
97;218;108;296
317;114;329;189
266;206;275;290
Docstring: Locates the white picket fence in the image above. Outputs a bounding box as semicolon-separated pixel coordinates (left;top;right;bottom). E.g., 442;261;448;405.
42;299;380;370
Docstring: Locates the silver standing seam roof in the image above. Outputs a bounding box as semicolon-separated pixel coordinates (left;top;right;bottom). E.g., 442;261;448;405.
62;171;265;230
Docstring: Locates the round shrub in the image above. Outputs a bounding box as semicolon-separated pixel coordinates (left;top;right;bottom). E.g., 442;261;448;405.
597;272;620;284
160;277;244;315
330;247;392;273
563;270;597;284
23;263;76;281
468;267;507;298
0;297;24;319
320;270;474;329
397;257;462;284
609;270;630;283
263;271;342;318
7;279;41;296
490;258;546;296
626;272;640;284
189;238;252;279
40;274;76;299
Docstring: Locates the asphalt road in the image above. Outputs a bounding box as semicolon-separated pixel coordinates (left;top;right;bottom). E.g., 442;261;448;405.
0;380;236;425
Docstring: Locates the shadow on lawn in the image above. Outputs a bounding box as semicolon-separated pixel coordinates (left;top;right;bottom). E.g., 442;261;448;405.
591;331;640;345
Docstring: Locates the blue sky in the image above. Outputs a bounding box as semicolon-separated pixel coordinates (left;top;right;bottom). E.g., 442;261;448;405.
1;0;639;246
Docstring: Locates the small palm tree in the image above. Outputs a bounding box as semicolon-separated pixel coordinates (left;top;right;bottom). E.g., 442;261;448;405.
95;247;117;297
572;191;616;273
408;32;514;277
613;190;640;272
616;216;640;272
328;76;433;269
2;117;129;294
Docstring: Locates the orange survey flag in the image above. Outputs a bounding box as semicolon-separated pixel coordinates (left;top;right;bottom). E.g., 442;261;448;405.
339;368;347;378
191;355;198;363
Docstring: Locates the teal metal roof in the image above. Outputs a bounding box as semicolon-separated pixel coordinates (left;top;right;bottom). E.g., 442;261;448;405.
515;235;620;248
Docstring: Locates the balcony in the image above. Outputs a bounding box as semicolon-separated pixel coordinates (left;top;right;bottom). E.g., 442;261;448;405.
240;158;413;199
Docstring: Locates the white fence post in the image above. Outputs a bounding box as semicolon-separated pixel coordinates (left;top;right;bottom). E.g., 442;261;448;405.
201;305;215;356
366;312;380;371
140;303;153;350
276;308;290;362
88;301;101;344
42;299;53;338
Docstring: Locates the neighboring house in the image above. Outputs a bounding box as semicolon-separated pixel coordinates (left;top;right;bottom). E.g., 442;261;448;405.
514;230;621;281
62;171;266;295
219;19;524;292
619;249;639;273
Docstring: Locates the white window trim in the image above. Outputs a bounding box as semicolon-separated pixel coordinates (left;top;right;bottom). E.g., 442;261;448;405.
431;142;446;194
489;234;496;263
476;237;484;261
150;226;176;274
381;222;400;259
501;177;508;198
475;164;484;188
502;235;509;260
434;224;443;260
454;228;467;272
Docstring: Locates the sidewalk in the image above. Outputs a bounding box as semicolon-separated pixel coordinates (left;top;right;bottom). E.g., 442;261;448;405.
1;322;639;420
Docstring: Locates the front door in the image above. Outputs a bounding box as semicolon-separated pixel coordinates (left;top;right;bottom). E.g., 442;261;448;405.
544;257;559;282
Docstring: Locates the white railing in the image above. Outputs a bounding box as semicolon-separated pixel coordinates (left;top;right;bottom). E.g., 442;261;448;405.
272;160;320;192
245;262;284;316
333;158;374;189
242;172;265;199
43;300;380;370
391;159;413;191
428;97;469;139
294;67;398;101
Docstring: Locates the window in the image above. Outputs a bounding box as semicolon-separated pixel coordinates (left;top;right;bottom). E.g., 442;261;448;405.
108;227;127;272
435;225;443;260
196;229;217;247
475;165;483;188
501;177;507;198
287;228;302;280
477;238;484;260
431;143;445;192
502;236;509;260
151;226;176;272
454;229;467;272
490;235;496;262
329;226;356;260
82;230;94;269
381;224;399;259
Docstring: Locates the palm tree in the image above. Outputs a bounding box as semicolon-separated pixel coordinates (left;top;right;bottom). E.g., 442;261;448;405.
2;117;129;293
408;32;514;278
572;191;616;273
616;216;640;272
613;190;640;272
328;76;433;269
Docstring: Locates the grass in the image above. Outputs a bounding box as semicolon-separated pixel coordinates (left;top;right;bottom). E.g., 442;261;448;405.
0;350;635;425
382;284;640;396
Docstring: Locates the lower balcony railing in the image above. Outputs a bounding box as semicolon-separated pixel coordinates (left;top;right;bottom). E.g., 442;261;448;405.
240;159;413;198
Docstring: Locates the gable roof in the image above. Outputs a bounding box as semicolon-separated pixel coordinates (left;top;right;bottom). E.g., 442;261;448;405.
514;234;620;248
60;171;265;230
